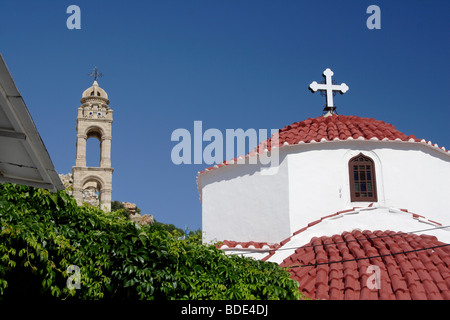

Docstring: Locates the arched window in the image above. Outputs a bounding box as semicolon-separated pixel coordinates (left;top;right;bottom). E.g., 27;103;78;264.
349;153;377;202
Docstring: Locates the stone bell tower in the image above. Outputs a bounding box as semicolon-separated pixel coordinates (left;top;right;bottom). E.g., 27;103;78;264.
72;70;113;212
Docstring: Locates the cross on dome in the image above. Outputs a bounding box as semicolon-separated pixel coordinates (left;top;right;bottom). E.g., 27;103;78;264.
309;68;349;116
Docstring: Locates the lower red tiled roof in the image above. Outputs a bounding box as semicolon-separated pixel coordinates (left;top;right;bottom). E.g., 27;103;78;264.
280;230;450;300
217;240;280;251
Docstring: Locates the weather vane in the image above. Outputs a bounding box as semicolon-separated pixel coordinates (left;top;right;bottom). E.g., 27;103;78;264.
89;67;103;81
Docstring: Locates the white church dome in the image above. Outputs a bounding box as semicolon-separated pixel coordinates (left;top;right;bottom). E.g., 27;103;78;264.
199;113;450;244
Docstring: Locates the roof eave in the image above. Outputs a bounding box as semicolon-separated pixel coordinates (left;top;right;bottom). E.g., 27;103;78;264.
0;53;64;192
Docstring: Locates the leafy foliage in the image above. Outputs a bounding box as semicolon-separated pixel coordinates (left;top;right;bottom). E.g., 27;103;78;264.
111;200;201;241
152;220;202;241
0;183;300;300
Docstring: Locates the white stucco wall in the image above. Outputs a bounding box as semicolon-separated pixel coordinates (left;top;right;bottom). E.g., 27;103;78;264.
200;154;291;244
287;140;450;235
200;140;450;245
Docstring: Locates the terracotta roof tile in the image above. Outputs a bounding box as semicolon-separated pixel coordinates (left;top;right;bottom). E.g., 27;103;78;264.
268;115;420;149
280;230;450;300
216;240;279;251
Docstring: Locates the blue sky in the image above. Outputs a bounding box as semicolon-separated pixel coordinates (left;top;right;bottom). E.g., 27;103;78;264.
1;0;449;231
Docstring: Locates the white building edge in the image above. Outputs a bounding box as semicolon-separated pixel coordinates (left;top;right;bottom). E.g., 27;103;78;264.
0;53;63;192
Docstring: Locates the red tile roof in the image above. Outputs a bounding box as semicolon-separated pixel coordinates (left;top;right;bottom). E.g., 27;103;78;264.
217;240;280;251
198;115;448;176
215;206;450;299
280;230;450;300
256;115;418;151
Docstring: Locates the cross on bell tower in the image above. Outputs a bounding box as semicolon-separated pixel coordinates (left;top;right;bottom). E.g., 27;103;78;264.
89;67;103;81
309;68;349;116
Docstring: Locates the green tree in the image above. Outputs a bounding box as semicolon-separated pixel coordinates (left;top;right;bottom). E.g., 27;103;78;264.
111;200;125;212
0;183;301;300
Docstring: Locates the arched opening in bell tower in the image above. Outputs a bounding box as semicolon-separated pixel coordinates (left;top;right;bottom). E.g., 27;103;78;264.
81;176;104;208
85;126;104;168
86;138;101;167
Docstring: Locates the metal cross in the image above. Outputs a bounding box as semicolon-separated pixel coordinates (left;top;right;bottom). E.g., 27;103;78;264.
89;67;103;81
309;68;349;109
